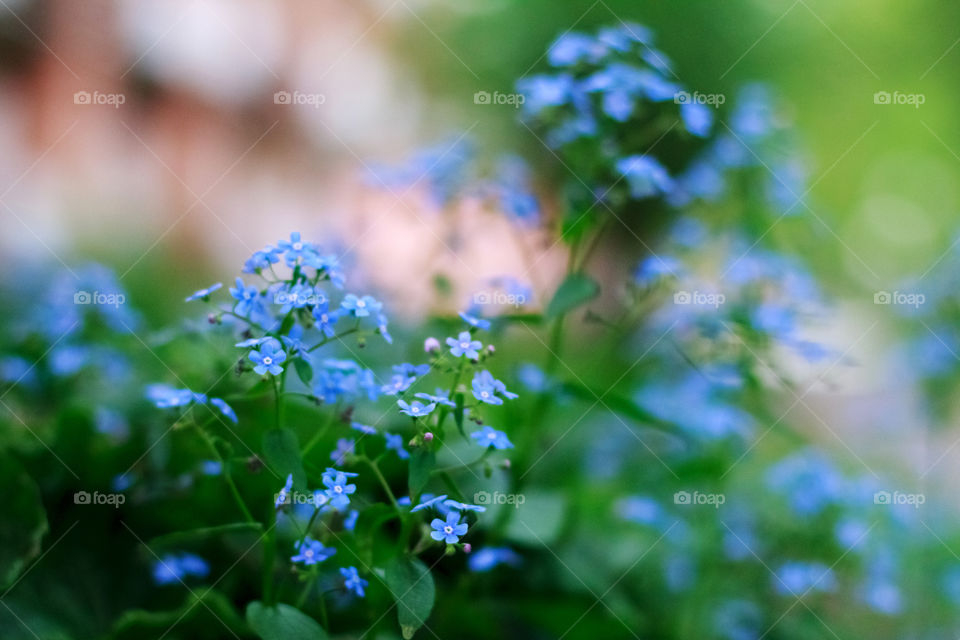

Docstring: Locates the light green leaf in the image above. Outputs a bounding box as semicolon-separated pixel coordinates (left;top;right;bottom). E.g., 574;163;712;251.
408;448;435;496
293;359;314;386
262;429;307;489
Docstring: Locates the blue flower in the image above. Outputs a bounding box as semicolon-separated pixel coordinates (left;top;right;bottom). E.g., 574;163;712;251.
394;363;431;377
447;331;482;359
377;313;393;344
384;433;409;460
153;553;209;585
340;566;368;597
459;311;491;330
209;398;238;424
430;512;468;544
242;246;281;273
350;421;377;435
340;294;382;318
146;384;203;408
249;340;286;376
471;426;513;450
680;101;713;137
615;155;674;199
280;325;309;357
634;256;682;287
411;494;449;513
414;391;456;408
398;399;436;418
517;74;575;116
381;373;416;396
200;460;222;475
312;302;341;337
471;370;518;405
343;509;359;532
185;282;222;302
468;547;522;572
275;283;321;314
235;337;271;348
444;499;486;513
330;438;355;465
229;278;263;318
291;536;336;565
548;32;601;66
275;474;293;508
278;232;319;267
493;156;540;227
774;562;836;596
322;469;356;510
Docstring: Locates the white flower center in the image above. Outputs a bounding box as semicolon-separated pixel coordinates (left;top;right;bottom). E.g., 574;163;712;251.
488;432;497;440
292;242;303;250
262;356;273;365
356;299;366;307
305;549;314;557
334;485;343;493
480;391;489;398
444;526;453;534
320;314;328;322
461;342;470;349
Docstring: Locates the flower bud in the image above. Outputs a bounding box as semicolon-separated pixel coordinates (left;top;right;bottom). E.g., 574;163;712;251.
424;337;441;353
463;543;472;554
423;432;434;442
501;459;512;469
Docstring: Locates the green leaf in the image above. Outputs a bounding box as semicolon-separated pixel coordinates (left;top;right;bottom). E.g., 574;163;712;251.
245;601;327;640
559;382;683;436
408;448;435;496
0;454;48;590
111;590;247;639
505;490;566;545
262;429;307;489
148;522;262;550
384;556;435;639
293;358;314;386
546;273;600;319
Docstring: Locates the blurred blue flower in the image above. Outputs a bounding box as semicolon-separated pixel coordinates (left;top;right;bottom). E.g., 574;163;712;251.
275;474;293;508
468;547;522;572
341;294;382;318
398;399;436;418
411;494;449;513
185;282;222;302
330;438;355;465
229;277;263;318
616;155;674;199
340;566;368;597
291;537;335;565
153;553;209;585
471;425;513;450
384;432;409;460
459;311;491;330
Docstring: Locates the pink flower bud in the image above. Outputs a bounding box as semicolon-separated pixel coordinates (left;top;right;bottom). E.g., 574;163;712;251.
424;432;434;442
463;543;472;553
424;337;441;353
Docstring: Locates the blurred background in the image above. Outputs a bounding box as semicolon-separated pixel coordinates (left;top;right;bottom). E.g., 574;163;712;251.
2;0;960;637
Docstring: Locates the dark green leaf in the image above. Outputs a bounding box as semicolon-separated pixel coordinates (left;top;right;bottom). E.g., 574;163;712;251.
148;522;262;550
112;590;247;639
246;601;327;640
546;274;600;319
0;454;48;590
384;556;435;639
453;393;465;437
294;358;314;386
262;429;307;489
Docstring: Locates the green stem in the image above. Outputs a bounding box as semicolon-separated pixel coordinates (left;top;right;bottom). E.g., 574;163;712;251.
295;573;317;609
302;404;340;456
431;450;491;476
196;427;255;523
306;327;359;352
362;456;399;510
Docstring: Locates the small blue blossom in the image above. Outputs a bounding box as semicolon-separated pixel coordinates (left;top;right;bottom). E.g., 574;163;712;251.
200;460;222;476
209;398;238;424
444;499;487;513
153;553;209;585
616;155;674;199
275;474;293;508
415;391;456;408
680;101;714;137
229;278;263;318
330;438;355;465
278;232;319;267
398;399;436;418
459;311;491;330
377;313;393;344
471;370;518;405
350;421;377;435
235;337;271;348
468;547;522;572
340;294;382;318
249;340;286;376
308;301;340;338
774;562;836;596
146;384;202;408
291;536;336;565
384;432;409;460
381;373;415;396
280;325;309;357
343;509;359;532
471;426;513;450
242;246;281;273
275;283;321;314
634;256;682;287
185;282;222;302
340;566;368;597
447;332;482;359
394;363;431;377
322;469;357;510
430;512;468;544
411;494;448;513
